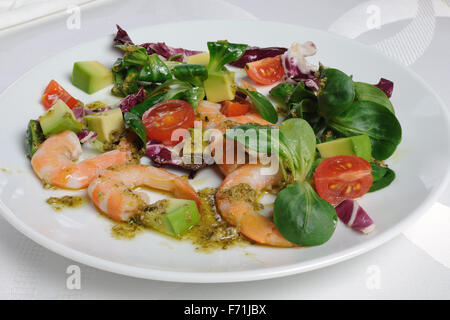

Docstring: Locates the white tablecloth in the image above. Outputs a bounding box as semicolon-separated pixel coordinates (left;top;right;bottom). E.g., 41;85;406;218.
0;0;449;299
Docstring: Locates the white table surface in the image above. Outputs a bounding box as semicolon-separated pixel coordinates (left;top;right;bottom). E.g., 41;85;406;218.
0;0;449;299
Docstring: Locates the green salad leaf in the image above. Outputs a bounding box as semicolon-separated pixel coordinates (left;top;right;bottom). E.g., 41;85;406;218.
274;181;337;246
328;100;402;160
138;54;172;83
129;92;167;118
119;45;149;66
124;112;147;143
225;118;316;182
269;82;295;102
207;41;247;72
279;118;317;181
238;87;278;124
26;120;45;158
369;163;396;192
317;68;355;118
354;82;395;114
225;123;280;157
173;64;208;87
184;87;205;111
287;82;316;108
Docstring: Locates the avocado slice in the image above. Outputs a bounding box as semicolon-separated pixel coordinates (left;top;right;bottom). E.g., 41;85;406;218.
203;71;236;102
72;61;113;94
186;52;210;66
136;199;201;237
85;108;125;143
317;135;371;161
39;100;82;136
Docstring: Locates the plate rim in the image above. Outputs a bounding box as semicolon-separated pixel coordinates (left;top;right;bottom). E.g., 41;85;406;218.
1;19;450;283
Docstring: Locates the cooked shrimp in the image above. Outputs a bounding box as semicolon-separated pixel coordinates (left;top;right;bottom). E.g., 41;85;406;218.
215;164;296;247
88;164;201;221
31;130;131;189
196;101;275;175
196;101;226;129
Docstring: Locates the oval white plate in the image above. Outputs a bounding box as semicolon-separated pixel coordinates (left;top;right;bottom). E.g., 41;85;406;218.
0;20;449;283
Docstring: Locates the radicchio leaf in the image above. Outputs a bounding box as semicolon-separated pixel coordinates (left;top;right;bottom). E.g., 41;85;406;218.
229;46;287;68
146;141;207;171
117;87;146;113
72;106;94;121
114;25;134;46
114;25;201;62
281;41;320;90
77;129;97;144
94;105;118;113
335;199;375;234
374;78;394;98
140;43;202;62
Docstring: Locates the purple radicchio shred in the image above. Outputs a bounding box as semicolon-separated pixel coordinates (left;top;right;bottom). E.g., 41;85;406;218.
114;25;201;62
235;90;247;99
293;75;319;91
146;141;208;171
335;199;375;234
117;87;146;113
93;105;118;113
72;88;145;123
374;78;394;98
76;129;98;144
281;41;320;90
72;106;94;121
114;25;134;46
140;42;202;62
229;46;288;68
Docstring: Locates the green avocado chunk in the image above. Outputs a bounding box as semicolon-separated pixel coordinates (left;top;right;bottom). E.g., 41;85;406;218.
317;135;371;161
72;61;113;94
187;52;210;66
203;71;235;102
85;108;125;143
39;100;82;136
136;199;201;237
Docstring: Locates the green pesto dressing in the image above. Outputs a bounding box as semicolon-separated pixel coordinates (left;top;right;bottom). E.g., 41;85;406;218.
111;221;143;240
46;195;86;211
181;187;249;253
110;187;248;252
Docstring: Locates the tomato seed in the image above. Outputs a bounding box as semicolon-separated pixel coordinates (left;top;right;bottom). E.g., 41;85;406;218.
345;185;352;194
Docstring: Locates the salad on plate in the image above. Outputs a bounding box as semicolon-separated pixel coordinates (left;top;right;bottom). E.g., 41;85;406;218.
25;25;402;250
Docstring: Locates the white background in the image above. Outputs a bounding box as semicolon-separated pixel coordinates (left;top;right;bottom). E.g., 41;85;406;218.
0;0;449;299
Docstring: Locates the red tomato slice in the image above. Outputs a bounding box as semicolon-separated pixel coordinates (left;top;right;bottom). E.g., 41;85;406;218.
221;100;250;117
142;100;195;146
244;55;284;85
314;155;373;205
41;80;79;110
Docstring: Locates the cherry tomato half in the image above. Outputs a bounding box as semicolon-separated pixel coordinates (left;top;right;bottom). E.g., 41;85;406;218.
142;100;195;146
41;80;79;110
244;55;284;85
314;155;373;205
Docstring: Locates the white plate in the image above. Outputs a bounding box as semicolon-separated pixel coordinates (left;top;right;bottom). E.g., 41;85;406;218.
0;20;449;283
